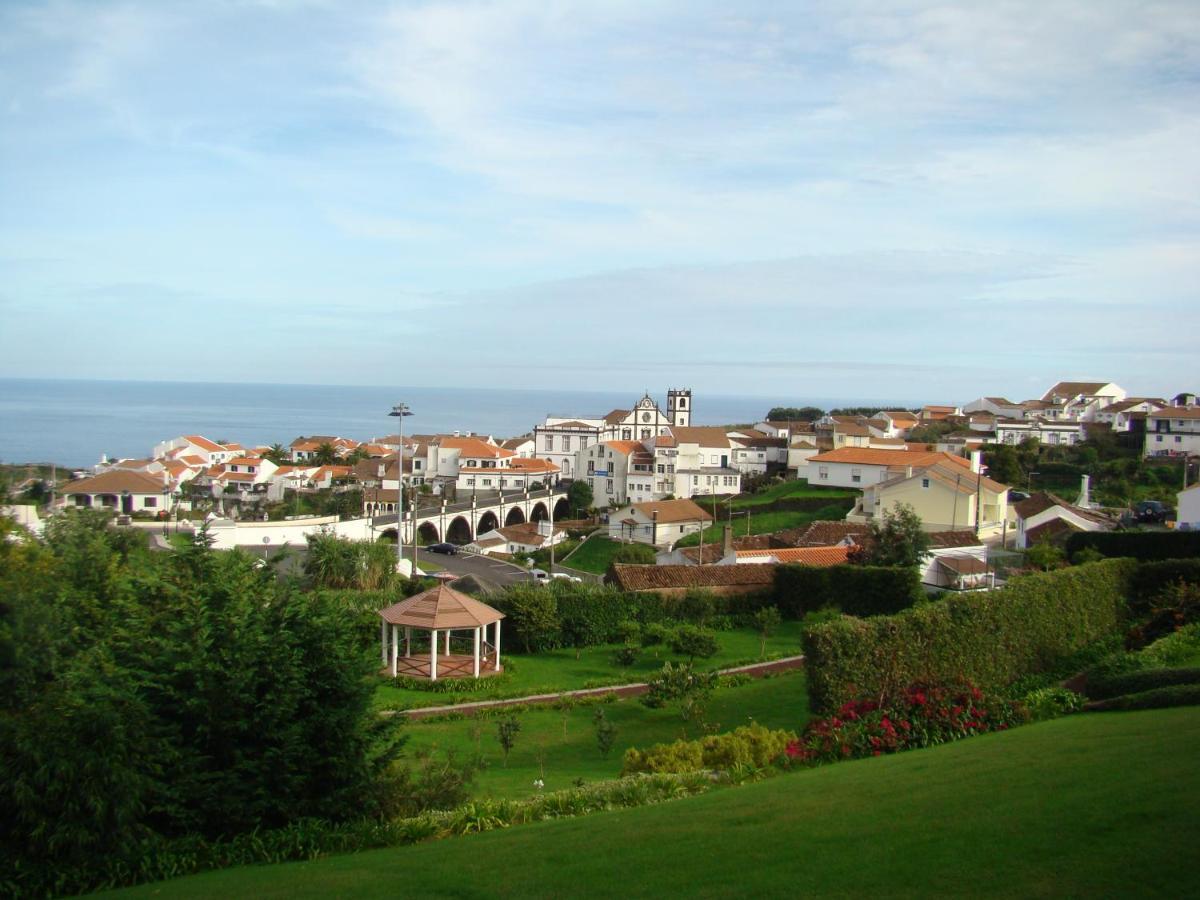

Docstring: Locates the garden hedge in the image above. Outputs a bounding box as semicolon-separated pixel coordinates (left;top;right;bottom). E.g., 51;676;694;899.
773;564;923;619
1086;667;1200;701
1128;559;1200;614
801;558;1138;714
1065;531;1200;562
1084;684;1200;712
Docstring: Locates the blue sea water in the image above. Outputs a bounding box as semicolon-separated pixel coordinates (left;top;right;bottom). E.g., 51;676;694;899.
0;379;867;468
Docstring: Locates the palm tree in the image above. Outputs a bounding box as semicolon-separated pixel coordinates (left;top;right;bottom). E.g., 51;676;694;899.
314;442;338;466
264;443;289;465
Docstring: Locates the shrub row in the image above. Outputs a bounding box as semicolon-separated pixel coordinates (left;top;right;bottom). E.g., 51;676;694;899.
1128;559;1200;614
773;564;923;619
1084;684;1200;712
6;773;712;899
1065;531;1200;562
621;723;798;775
801;559;1138;714
1086;667;1200;701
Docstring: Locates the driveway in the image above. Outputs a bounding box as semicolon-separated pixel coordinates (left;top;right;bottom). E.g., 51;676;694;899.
416;547;533;587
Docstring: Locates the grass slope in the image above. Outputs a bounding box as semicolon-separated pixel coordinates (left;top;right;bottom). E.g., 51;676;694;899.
110;707;1200;898
404;671;809;799
559;535;625;574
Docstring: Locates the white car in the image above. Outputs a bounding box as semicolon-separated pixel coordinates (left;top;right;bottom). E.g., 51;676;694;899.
550;572;582;583
529;568;550;582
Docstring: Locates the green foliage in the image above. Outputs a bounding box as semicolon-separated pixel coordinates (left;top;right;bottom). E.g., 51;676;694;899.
496;717;521;766
801;559;1138;714
593;708;618;759
611;644;640;667
678;588;717;625
376;751;478;819
765;406;824;421
640;662;721;724
567;480;594;516
498;584;562;653
1020;687;1084;721
856;503;930;568
1066;530;1200;562
1071;547;1105;565
615;619;641;644
1025;539;1066;571
1128;560;1200;614
613;542;657;564
984;444;1023;486
0;514;404;884
773;564;923;618
754;606;782;658
304;532;399;590
1086;667;1200;701
669;625;720;661
1085;684;1200;712
622;722;797;775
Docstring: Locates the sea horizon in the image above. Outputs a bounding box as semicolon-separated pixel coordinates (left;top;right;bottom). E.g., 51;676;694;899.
0;377;919;468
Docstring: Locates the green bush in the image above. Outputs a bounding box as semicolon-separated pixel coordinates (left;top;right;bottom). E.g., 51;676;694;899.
1085;684;1200;712
801;559;1138;714
622;723;797;775
1129;560;1200;615
1066;531;1200;561
1021;687;1084;721
1086;667;1200;701
774;564;923;619
669;625;720;661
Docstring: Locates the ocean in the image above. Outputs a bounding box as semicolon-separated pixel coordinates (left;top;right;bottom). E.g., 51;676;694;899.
0;379;867;468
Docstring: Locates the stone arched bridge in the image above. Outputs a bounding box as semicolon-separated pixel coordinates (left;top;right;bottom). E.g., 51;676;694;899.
371;487;572;546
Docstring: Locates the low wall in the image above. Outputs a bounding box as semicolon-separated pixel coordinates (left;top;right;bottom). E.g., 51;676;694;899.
205;516;376;549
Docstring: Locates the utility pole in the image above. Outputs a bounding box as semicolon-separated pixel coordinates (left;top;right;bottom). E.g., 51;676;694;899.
389;403;413;579
547;480;555;575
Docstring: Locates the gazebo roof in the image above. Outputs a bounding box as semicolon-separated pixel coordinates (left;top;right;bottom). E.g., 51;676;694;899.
379;584;504;629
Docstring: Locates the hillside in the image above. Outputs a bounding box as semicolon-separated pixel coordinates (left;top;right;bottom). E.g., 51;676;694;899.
109;707;1200;898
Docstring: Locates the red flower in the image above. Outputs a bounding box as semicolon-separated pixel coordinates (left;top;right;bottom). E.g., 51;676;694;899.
785;740;803;759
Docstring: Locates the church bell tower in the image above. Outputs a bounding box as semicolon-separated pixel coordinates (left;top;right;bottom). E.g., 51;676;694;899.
667;388;692;427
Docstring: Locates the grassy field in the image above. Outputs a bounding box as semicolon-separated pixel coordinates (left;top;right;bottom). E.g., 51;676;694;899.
559;534;625;574
110;707;1200;898
372;622;807;711
674;504;851;548
402;670;809;800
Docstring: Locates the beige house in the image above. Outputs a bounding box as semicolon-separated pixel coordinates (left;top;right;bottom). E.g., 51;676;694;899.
851;460;1010;538
608;497;714;547
59;470;172;515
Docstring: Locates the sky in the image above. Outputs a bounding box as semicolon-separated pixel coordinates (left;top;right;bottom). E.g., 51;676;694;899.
1;0;1198;403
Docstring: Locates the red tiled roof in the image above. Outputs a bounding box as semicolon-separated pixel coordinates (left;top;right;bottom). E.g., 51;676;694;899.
736;545;851;566
608;564;777;591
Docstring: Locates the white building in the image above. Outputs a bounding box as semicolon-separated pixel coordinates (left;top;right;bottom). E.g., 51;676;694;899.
994;418;1084;447
1093;398;1166;431
1145;407;1200;457
1012;493;1114;548
58;470;172;515
608;498;714;547
1178;484;1200;529
963;397;1026;419
806;447;971;489
1040;381;1127;422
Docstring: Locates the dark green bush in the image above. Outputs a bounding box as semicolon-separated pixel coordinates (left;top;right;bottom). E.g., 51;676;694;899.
1085;684;1200;711
774;564;923;618
1065;531;1200;562
801;559;1137;714
1128;559;1200;614
1086;667;1200;701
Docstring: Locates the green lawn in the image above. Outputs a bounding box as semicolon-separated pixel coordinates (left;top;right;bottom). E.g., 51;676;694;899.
373;622;807;711
674;505;851;548
109;707;1200;898
402;670;809;800
560;534;625;574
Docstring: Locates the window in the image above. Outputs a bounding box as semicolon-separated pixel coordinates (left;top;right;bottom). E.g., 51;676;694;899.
710;454;719;465
657;464;665;473
1156;435;1163;442
144;497;157;508
921;478;930;489
563;436;571;452
851;468;862;484
818;466;829;481
641;429;650;439
693;476;699;485
588;460;595;474
467;477;475;485
607;479;613;494
622;429;631;440
1177;436;1183;443
544;436;553;451
482;478;492;486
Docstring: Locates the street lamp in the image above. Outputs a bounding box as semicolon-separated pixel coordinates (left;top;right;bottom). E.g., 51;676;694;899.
389;403;413;579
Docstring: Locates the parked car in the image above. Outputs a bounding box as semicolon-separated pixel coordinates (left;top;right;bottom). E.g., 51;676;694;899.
427;542;459;555
551;572;582;583
529;568;550;582
1134;500;1170;524
1008;490;1030;503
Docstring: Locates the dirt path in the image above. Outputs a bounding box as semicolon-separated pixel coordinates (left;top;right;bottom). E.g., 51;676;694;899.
395;654;806;720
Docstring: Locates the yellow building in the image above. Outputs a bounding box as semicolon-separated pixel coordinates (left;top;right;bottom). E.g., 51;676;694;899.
851;460;1010;538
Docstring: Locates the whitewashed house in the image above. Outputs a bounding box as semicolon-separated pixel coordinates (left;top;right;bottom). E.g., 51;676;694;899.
1177;484;1200;529
1040;381;1127;422
1144;407;1200;458
963;397;1025;419
608;498;713;547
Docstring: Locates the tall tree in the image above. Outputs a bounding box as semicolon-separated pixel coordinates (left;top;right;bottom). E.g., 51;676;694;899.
855;502;931;567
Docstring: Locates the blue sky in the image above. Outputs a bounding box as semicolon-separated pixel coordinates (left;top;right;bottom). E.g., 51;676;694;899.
1;0;1197;403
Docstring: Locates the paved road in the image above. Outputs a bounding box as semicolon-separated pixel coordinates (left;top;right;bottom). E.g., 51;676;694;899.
415;547;533;587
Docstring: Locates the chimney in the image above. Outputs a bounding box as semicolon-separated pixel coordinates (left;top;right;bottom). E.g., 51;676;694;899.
723;525;733;557
970;450;982;474
1078;475;1092;509
651;509;658;521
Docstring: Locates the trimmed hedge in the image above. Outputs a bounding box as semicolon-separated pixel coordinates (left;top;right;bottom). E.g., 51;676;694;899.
801;559;1138;714
1085;684;1200;712
774;564;923;619
1086;667;1200;701
1065;531;1200;562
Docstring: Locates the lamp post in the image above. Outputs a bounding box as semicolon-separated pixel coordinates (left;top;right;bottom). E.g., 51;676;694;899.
389;403;413;578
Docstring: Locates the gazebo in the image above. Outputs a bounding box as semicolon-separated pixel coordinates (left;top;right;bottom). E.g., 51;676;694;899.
379;584;505;681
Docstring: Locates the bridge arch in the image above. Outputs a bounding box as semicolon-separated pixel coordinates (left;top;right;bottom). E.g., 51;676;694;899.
477;511;500;534
553;497;571;520
417;522;440;545
446;515;473;545
530;501;548;523
379;527;399;543
505;506;526;526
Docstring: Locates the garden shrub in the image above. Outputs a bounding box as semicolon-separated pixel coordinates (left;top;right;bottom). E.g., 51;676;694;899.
788;683;1027;764
1066;531;1200;562
1125;581;1200;649
622;723;797;775
1084;684;1200;712
1129;560;1200;614
801;559;1137;713
1085;667;1200;701
669;625;720;661
774;564;923;619
1020;686;1084;721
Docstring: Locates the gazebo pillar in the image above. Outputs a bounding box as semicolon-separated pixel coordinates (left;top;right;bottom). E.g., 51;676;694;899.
494;618;502;670
380;619;388;665
444;630;451;655
390;624;398;677
405;626;411;657
473;626;481;678
430;629;438;681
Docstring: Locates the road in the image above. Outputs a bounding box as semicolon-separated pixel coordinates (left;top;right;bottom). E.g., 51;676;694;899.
415;547;534;588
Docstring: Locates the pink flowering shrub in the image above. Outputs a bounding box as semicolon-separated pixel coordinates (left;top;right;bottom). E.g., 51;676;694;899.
785;683;1028;766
